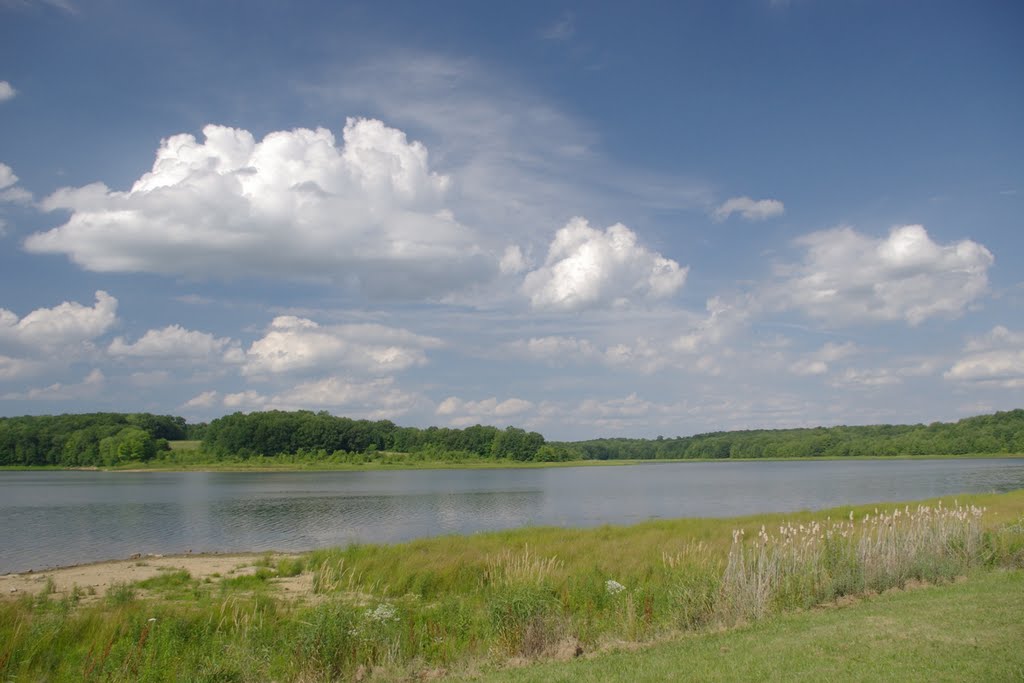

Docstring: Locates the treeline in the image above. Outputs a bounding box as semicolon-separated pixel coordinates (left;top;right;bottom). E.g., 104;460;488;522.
562;409;1024;460
202;410;559;461
0;413;190;466
2;409;1022;467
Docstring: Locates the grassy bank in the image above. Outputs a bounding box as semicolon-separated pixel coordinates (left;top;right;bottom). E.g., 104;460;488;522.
2;489;1023;681
469;568;1024;682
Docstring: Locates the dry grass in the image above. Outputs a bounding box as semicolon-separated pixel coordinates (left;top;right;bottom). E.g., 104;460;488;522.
719;500;988;623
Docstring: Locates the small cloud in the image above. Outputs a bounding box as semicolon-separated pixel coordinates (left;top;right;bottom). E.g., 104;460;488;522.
108;324;240;363
712;196;785;222
788;341;859;376
436;395;535;427
0;163;18;189
174;294;215;305
243;315;441;378
540;12;575;41
999;189;1018;196
3;369;104;401
499;245;527;275
829;368;901;389
2;0;77;14
0;162;33;204
0;81;14;102
182;390;219;409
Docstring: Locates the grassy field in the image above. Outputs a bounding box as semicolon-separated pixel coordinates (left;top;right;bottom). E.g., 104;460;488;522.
1;489;1022;681
468;568;1024;682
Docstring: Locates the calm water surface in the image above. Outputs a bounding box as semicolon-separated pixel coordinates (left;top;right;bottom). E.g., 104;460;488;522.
3;458;1024;573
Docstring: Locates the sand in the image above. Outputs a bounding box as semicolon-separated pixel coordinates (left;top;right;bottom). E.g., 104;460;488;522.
0;552;312;602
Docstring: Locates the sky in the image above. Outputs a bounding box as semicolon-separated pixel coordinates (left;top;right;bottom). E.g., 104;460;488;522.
0;0;1021;440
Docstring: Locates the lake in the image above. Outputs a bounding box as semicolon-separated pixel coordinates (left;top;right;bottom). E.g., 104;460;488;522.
3;458;1024;573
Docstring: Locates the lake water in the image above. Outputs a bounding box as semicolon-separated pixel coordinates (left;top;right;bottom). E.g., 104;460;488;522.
3;458;1024;573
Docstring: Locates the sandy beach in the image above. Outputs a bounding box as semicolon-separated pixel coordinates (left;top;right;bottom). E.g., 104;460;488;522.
0;552;313;602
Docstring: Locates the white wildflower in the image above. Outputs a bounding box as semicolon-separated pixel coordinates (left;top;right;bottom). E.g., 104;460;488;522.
605;579;626;595
365;602;399;623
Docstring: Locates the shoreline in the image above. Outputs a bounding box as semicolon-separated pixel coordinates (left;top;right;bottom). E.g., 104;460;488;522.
0;551;306;602
2;451;1022;473
6;486;1023;591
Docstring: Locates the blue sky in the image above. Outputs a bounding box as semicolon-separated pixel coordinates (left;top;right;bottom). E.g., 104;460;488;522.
0;0;1021;439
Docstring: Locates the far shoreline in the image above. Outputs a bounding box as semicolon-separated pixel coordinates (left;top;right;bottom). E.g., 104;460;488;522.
2;451;1023;473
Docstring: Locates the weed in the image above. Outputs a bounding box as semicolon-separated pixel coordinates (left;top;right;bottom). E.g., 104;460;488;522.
106;582;136;607
489;583;558;657
136;569;193;593
276;557;304;577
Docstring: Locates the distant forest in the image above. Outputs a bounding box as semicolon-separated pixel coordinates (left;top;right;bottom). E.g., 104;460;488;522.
0;408;1022;467
561;409;1024;460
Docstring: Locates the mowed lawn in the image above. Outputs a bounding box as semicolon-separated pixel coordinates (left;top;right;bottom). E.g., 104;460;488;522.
468;569;1024;683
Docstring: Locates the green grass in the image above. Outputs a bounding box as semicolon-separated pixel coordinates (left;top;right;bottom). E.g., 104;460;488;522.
1;489;1022;681
470;569;1024;682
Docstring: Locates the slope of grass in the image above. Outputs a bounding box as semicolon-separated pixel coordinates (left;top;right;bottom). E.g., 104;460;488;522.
472;568;1024;682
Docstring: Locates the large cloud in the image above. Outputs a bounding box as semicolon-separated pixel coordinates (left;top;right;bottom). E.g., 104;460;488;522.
25;119;496;297
522;217;686;311
775;225;993;325
243;315;442;377
945;326;1024;388
0;291;117;352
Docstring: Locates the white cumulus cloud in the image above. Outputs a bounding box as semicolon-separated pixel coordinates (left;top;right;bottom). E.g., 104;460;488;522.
0;291;117;351
25;119;498;298
243;315;442;377
0;355;43;380
508;335;601;365
775;224;993;325
945;326;1024;388
0;163;18;189
522;217;687;312
436;396;535;427
211;376;420;419
712;196;785;222
0;162;32;204
0;82;14;102
182;390;219;409
109;324;240;362
789;341;859;376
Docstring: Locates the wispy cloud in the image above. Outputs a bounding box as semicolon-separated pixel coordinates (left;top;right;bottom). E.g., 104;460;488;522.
539;12;575;41
712;196;785;222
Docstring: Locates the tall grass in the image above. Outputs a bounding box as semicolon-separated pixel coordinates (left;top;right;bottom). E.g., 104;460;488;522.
1;491;1022;681
719;501;987;623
